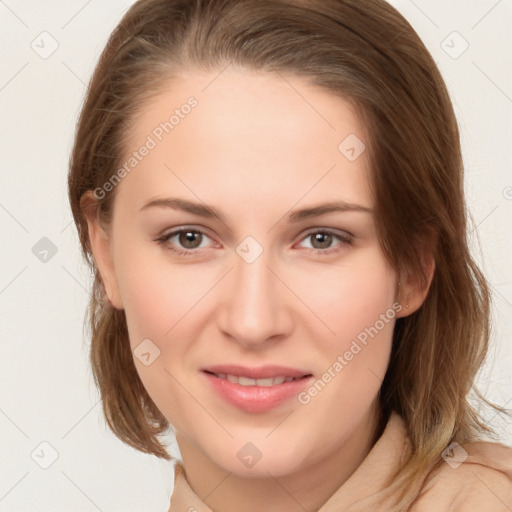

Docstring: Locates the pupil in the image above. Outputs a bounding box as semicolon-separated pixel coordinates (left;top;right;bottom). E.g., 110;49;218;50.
181;231;201;248
177;232;332;250
314;232;331;249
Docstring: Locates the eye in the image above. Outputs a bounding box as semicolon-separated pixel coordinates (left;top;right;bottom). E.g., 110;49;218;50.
156;227;214;256
155;227;353;257
296;229;353;255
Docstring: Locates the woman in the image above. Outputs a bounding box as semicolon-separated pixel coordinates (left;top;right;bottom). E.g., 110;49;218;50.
68;0;512;510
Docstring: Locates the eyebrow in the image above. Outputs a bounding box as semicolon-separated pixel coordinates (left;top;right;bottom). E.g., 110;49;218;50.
139;197;372;223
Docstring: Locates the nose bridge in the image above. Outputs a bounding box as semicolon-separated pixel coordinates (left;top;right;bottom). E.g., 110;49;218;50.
218;241;291;347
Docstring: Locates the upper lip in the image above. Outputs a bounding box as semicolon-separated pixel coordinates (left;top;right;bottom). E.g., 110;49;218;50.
202;364;312;379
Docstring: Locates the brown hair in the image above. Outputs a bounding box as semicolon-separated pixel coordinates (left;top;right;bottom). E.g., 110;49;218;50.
67;0;507;507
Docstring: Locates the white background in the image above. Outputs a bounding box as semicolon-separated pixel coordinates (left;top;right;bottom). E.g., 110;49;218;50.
0;1;511;511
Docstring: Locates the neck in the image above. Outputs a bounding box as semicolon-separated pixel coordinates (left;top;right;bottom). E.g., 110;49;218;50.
175;400;384;512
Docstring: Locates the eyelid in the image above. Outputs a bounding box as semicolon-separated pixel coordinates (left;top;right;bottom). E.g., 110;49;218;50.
157;225;217;249
156;225;354;255
300;226;355;240
295;228;353;254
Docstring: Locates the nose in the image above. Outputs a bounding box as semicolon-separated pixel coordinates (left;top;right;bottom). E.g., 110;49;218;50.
216;247;294;349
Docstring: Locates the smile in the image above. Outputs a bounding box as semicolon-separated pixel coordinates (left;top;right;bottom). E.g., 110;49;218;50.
208;372;306;386
202;368;313;413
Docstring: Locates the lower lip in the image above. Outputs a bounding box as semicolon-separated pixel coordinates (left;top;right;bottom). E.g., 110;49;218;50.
202;371;313;413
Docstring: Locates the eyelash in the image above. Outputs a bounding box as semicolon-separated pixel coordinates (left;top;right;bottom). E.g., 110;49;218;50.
155;226;353;257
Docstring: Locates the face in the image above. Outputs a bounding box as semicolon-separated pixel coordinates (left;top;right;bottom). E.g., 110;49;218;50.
88;68;404;477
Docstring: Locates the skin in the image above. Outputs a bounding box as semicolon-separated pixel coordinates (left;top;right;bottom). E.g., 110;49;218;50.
82;67;433;512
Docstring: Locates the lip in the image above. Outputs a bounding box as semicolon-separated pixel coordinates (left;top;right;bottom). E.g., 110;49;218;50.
201;364;311;379
201;365;313;413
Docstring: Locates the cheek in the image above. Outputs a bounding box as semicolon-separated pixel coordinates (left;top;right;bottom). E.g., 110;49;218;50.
113;250;197;419
114;244;203;347
296;248;397;342
296;248;397;401
118;271;172;348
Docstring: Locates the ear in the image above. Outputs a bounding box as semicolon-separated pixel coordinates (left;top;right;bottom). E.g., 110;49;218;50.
395;230;437;318
80;191;124;310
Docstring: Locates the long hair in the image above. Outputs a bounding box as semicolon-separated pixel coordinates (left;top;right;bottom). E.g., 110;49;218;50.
67;0;507;507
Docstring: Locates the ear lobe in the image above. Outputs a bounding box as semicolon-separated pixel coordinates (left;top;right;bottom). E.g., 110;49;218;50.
80;191;124;310
396;231;437;318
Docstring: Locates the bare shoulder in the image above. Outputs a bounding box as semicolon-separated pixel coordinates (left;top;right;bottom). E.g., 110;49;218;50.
410;439;512;511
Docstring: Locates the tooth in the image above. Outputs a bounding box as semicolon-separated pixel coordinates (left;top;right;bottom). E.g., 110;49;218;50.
255;377;275;387
238;376;257;386
219;374;295;385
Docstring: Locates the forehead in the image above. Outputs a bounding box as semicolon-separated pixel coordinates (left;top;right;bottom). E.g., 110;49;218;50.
115;68;373;214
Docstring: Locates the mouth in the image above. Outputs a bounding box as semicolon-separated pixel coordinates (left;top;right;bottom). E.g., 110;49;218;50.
201;365;314;413
203;370;311;387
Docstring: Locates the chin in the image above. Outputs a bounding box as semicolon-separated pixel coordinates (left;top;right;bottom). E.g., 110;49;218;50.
208;438;311;478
